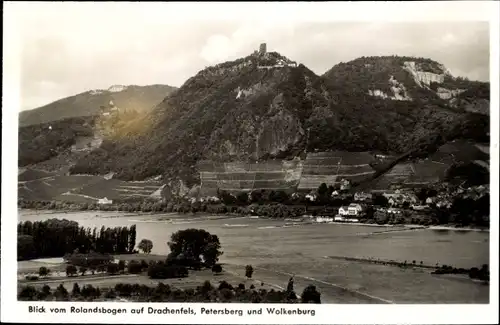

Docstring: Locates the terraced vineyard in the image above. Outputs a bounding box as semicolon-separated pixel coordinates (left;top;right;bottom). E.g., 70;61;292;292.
198;160;302;195
73;179;164;201
18;171;163;202
297;151;376;190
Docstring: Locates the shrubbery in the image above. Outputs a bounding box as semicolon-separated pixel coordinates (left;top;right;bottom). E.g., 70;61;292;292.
147;262;189;279
19;279;316;303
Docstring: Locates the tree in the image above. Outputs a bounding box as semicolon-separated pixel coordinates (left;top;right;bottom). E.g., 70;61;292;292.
212;264;223;274
138;239;154;254
245;265;254;279
236;192;249;206
301;285;321;303
41;285;52;298
66;265;77;277
147;262;189;279
118;260;126;273
72;283;81;296
373;194;389;207
18;286;39;301
79;266;87;276
129;225;137;253
128;260;143;274
270;191;289;203
317;183;328;198
55;284;68;300
107;263;120;275
38;266;50;277
168;229;223;267
18;235;36;260
286;277;294;293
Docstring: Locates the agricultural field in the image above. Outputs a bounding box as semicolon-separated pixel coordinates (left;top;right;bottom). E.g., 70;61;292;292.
199;160;302;193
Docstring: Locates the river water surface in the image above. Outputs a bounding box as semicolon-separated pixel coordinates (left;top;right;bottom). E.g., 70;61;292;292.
18;210;490;303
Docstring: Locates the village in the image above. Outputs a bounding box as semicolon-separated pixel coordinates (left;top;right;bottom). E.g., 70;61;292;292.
301;178;490;226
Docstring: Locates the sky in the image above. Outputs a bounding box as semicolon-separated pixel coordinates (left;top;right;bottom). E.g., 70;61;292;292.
9;2;492;111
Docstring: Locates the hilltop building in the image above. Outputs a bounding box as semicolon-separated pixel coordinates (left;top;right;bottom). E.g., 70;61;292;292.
259;43;267;55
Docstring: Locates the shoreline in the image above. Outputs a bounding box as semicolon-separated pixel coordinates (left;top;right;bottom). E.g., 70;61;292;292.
18;208;489;232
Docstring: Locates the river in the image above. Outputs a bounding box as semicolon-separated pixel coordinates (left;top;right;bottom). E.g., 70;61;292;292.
18;210;490;303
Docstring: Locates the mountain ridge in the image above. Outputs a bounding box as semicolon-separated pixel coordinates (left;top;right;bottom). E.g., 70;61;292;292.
18;50;490;199
19;84;177;127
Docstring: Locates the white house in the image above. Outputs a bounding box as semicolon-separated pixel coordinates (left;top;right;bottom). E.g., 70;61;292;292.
354;192;373;202
316;216;333;223
411;204;429;211
387;207;402;214
331;190;339;197
98;197;113;205
338;206;350;216
340;179;351;191
305;193;317;202
347;203;363;215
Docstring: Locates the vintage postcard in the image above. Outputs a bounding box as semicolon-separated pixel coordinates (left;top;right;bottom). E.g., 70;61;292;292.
2;1;499;324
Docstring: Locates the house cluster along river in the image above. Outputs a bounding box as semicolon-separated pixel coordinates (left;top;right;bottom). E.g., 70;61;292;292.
18;210;490;304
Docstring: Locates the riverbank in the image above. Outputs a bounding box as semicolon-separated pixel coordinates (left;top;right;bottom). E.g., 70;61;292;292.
18;208;488;232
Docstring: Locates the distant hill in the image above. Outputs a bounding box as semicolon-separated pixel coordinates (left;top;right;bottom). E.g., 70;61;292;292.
18;116;97;167
19;84;177;126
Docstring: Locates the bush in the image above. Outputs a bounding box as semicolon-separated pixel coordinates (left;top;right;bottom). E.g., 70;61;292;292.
218;281;233;291
138;239;154;254
66;265;77;277
200;280;213;294
148;262;189;279
212;264;223;274
38;267;50;277
245;265;254;278
72;283;81;296
18;286;39;300
115;283;133;297
219;288;234;302
107;263;120;275
25;275;39;281
128;261;143;274
118;260;126;273
301;285;321;303
105;289;117;299
55;284;69;300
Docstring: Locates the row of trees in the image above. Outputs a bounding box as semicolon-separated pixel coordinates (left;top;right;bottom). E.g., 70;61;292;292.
217;187;355;207
17;219;137;260
432;264;489;282
19;280;322;303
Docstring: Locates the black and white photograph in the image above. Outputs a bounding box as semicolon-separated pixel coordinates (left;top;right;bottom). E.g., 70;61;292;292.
2;1;499;324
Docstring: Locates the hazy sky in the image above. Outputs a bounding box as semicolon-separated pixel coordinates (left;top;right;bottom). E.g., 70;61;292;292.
11;3;491;111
